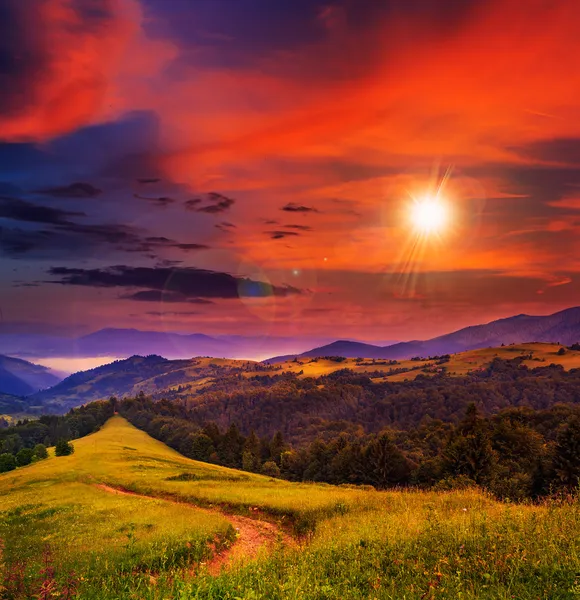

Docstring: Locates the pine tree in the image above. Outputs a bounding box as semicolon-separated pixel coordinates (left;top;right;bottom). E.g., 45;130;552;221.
553;418;580;489
443;403;497;485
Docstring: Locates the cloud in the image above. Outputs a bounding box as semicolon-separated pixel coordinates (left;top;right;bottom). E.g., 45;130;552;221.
0;196;83;224
215;221;237;232
184;199;202;210
284;224;312;231
197;193;236;214
145;310;201;316
48;265;303;299
0;197;208;257
0;0;175;141
513;138;580;166
137;178;161;184
35;182;102;198
281;202;318;213
267;230;301;240
133;193;176;207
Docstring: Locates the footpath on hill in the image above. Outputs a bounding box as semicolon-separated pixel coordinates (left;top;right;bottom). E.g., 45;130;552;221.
94;483;293;575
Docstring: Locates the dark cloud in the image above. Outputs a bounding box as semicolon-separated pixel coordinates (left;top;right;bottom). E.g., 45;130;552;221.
48;265;303;299
215;221;237;232
267;230;301;239
184;198;202;210
0;197;208;257
0;227;56;255
137;178;161;184
284;224;312;231
173;243;210;251
281;202;318;213
145;310;201;316
0;196;84;224
124;290;188;303
35;182;102;198
512;138;580;166
133;193;176;207
197;193;236;214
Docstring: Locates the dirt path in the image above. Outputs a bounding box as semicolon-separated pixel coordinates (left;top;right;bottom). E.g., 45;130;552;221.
94;483;290;575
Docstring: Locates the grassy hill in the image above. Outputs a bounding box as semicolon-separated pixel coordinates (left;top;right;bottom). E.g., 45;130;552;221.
1;416;580;598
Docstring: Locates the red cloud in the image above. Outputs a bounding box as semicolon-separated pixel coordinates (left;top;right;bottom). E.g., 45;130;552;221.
0;0;174;142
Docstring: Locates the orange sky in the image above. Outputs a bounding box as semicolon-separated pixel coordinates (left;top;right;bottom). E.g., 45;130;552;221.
2;0;580;341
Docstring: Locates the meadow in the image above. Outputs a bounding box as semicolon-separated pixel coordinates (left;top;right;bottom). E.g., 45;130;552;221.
1;417;579;599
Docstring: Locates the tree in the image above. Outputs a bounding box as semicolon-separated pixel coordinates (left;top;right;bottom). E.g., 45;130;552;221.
16;447;34;466
188;433;215;462
553;418;580;489
33;443;48;460
55;439;74;456
363;432;412;488
261;460;281;478
242;430;261;472
269;431;286;465
0;453;16;473
442;404;497;485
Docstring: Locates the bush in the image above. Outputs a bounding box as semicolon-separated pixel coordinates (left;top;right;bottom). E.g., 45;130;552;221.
16;447;34;466
261;460;281;478
55;439;74;457
0;452;16;473
33;443;48;460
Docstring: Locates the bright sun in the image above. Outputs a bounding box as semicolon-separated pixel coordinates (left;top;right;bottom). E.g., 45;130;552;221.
410;196;449;235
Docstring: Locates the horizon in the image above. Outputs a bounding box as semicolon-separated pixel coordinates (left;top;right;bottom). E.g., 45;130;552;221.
3;0;580;342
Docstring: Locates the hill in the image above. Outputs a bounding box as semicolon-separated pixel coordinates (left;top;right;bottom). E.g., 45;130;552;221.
27;355;260;413
271;306;580;361
0;354;60;396
1;416;579;598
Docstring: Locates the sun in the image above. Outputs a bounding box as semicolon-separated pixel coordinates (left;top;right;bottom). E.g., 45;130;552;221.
410;196;449;236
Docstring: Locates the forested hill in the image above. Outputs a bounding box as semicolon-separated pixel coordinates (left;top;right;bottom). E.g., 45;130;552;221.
140;357;580;444
4;358;580;501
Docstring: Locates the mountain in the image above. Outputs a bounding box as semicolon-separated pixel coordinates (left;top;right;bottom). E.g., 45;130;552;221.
269;306;580;361
75;329;233;358
0;328;336;365
27;355;256;414
0;355;61;396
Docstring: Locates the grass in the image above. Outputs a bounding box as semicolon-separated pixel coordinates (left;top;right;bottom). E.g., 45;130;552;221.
2;417;580;598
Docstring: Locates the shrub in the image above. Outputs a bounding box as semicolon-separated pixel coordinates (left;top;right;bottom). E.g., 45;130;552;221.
33;444;48;460
0;452;16;473
16;447;34;466
261;460;281;478
55;439;74;457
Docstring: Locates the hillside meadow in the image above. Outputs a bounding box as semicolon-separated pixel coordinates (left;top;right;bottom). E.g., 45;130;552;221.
0;416;579;598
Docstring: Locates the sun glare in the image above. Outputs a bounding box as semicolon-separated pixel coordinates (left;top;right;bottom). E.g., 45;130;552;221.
410;196;449;235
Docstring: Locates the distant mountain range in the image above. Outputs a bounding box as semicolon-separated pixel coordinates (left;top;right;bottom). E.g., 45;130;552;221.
0;328;341;364
266;307;580;362
0;354;60;397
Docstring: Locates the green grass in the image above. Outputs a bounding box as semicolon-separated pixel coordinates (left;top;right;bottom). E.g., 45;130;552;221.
2;417;580;599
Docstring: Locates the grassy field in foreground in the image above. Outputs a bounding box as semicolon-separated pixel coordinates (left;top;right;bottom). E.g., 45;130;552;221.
2;417;580;599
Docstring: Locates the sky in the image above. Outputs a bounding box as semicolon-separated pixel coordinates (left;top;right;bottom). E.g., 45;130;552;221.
2;0;580;343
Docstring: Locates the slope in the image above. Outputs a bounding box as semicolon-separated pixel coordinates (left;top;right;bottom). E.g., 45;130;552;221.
28;355;257;413
0;354;60;396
